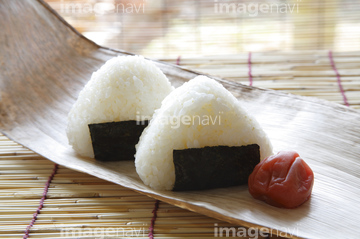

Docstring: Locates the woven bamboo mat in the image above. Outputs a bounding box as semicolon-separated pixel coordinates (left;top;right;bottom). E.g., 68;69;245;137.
160;51;360;109
0;135;273;239
1;52;359;238
45;0;360;56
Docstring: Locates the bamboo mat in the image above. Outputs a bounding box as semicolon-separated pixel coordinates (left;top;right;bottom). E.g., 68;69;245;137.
160;51;360;109
1;51;359;238
0;135;273;239
46;0;360;57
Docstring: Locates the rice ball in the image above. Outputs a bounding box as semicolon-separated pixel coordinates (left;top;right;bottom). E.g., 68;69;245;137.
135;75;273;190
67;55;174;157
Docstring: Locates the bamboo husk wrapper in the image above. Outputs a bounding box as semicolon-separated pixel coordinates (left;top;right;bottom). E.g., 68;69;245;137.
1;1;360;239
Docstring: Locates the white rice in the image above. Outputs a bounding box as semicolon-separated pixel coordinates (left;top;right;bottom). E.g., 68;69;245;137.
135;75;273;190
66;55;174;158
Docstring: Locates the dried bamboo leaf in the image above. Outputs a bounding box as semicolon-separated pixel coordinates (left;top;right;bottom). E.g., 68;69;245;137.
1;1;360;238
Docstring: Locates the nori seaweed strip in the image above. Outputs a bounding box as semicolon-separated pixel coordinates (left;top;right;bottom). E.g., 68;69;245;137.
173;144;260;191
88;120;148;161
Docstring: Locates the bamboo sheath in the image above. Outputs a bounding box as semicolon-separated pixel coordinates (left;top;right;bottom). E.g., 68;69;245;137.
0;46;359;237
1;46;359;237
1;1;360;238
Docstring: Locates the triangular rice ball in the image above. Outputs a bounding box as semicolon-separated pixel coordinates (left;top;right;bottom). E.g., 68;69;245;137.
67;55;174;158
135;76;273;190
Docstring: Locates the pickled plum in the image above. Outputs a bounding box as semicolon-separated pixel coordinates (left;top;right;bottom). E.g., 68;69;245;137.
248;151;314;209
